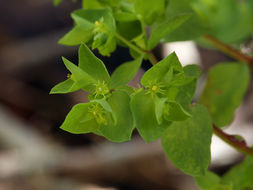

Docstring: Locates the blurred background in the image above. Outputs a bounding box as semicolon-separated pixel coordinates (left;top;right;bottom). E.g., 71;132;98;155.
0;0;253;189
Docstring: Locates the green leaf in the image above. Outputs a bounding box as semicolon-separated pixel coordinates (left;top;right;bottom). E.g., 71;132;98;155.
131;90;169;143
72;8;116;30
114;12;138;22
183;64;202;79
162;104;212;176
96;35;117;56
71;12;95;28
163;101;191;121
62;57;94;83
222;157;253;190
154;96;167;124
60;103;99;134
53;0;62;6
141;52;183;87
58;26;94;46
111;56;143;88
172;64;201;109
97;90;134;142
134;0;165;25
195;171;223;190
50;79;79;94
50;57;95;94
115;85;135;95
163;14;208;42
82;0;103;9
192;0;253;44
199;63;250;127
162;0;209;42
175;80;197;109
60;8;117;55
116;20;142;41
148;14;191;49
78;44;111;84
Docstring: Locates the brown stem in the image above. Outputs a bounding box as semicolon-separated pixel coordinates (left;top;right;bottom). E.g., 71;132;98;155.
145;50;159;65
203;34;253;64
213;125;253;157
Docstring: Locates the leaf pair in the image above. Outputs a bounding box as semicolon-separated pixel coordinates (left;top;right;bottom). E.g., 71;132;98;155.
51;44;143;142
131;53;200;143
60;90;134;142
50;44;110;94
59;8;117;56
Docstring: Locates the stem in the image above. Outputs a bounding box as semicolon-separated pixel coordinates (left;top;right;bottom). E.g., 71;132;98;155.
213;125;253;157
145;50;158;65
203;35;253;157
115;32;144;55
203;34;253;64
114;32;158;65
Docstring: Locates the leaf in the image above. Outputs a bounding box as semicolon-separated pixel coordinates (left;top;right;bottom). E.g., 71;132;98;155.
116;20;142;41
82;0;103;9
163;0;209;42
50;79;79;94
53;0;62;6
50;57;95;94
134;0;165;25
60;8;116;55
111;56;143;88
148;14;191;49
163;13;208;42
96;34;117;56
58;26;94;46
141;52;183;87
97;90;135;142
173;64;201;109
222;157;253;190
62;57;94;83
72;8;116;31
192;0;253;44
154;96;167;124
175;80;197;109
162;104;212;176
131;90;169;143
115;85;135;95
199;63;250;127
183;64;202;79
195;171;222;190
114;12;138;22
163;101;191;121
170;64;201;108
60;103;99;134
78;44;111;84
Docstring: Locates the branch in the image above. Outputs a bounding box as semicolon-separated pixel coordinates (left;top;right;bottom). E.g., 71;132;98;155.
213;125;253;157
203;34;253;64
114;32;157;65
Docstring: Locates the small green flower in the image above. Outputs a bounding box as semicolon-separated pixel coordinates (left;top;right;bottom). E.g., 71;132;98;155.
88;103;108;125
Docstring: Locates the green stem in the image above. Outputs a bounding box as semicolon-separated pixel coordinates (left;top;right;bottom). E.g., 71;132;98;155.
213;125;253;157
115;32;158;65
203;34;253;64
115;32;144;55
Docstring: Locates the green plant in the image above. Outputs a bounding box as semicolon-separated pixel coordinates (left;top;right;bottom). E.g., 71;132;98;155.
51;0;253;189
